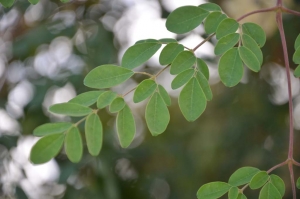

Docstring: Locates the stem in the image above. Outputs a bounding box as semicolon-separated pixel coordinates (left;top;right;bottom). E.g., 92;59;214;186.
193;33;215;51
134;71;153;77
236;6;278;22
154;64;171;78
122;86;137;97
289;163;297;199
282;7;300;17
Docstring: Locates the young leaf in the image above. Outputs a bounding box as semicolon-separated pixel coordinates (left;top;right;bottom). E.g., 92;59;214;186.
159;38;177;43
65;127;83;163
259;182;281;199
170;51;196;75
69;91;104;106
238;46;260;72
158;85;171;106
242;34;263;65
249;171;269;189
133;79;157;103
97;91;117;109
171;69;194;90
242;23;266;47
297;177;300;189
122;43;161;69
270;174;285;197
294;65;300;77
0;0;14;8
135;39;159;44
204;12;227;34
218;48;243;87
166;6;209;34
214;33;240;55
228;187;239;199
109;97;126;113
179;77;206;122
33;122;72;137
197;58;209;80
196;72;213;101
116;104;136;148
294;34;300;50
30;133;65;164
84;65;134;89
145;92;170;136
49;103;92;117
28;0;39;4
228;167;260;186
216;18;239;39
159;43;184;65
199;3;222;12
197;182;231;199
85;113;103;156
293;48;300;64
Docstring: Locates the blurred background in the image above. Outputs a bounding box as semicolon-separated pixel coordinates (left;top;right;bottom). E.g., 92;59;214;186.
1;0;300;198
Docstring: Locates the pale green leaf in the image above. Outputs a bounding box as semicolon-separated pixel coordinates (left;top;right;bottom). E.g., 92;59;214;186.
159;38;177;43
199;3;222;11
133;79;157;103
135;39;159;44
294;34;300;50
229;167;260;186
197;182;231;199
170;51;196;75
204;12;227;34
197;58;209;80
293;47;300;64
158;85;171;106
84;65;134;89
259;182;281;199
196;72;213;101
28;0;39;4
215;33;239;55
249;171;269;189
30;133;64;164
159;43;184;65
85;113;103;156
166;6;209;34
97;91;117;109
65;127;83;163
109;97;126;113
179;77;206;122
242;34;263;65
171;69;194;89
294;65;300;77
216;18;239;39
218;48;243;87
33;122;72;137
297;177;300;189
69;91;104;106
122;43;161;69
270;174;285;197
0;0;14;7
242;23;266;47
49;103;92;117
145;92;170;136
116;104;136;148
228;187;239;199
238;46;260;72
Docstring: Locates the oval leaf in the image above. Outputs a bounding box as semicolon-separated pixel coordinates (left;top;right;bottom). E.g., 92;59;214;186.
294;65;300;77
28;0;39;4
218;48;243;87
159;43;184;65
242;34;263;65
97;91;117;109
135;39;158;44
33;122;72;137
133;79;157;103
158;85;171;106
249;171;269;189
259;182;281;199
199;3;222;12
196;72;213;101
85;113;103;156
166;6;209;34
170;51;196;75
49;103;92;117
297;177;300;189
109;97;126;113
84;65;134;89
65;127;83;163
204;12;227;34
242;23;266;47
215;33;240;55
229;167;260;186
237;193;247;199
179;77;207;122
197;182;231;199
270;174;285;197
228;187;239;199
216;18;239;39
295;34;300;50
197;58;210;80
0;0;14;8
116;104;136;148
171;69;194;90
159;38;177;43
238;46;260;72
69;91;104;106
30;133;64;164
293;48;300;64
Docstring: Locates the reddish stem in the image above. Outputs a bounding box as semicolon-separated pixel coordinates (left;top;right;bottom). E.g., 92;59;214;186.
289;163;297;199
236;6;278;22
282;7;300;17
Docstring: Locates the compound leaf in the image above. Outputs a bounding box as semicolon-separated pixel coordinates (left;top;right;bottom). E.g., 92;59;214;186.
158;85;171;106
249;171;269;190
33;122;72;137
229;167;260;186
197;58;209;80
270;174;285;197
159;43;184;65
215;33;239;55
228;186;239;199
133;79;157;103
294;34;300;50
294;65;300;77
196;72;213;101
238;46;260;72
171;69;194;90
69;91;104;106
199;3;222;12
197;182;231;199
204;12;227;34
49;103;92;117
242;34;263;65
65;127;83;163
259;182;281;199
170;51;196;75
109;97;126;113
97;91;117;109
216;18;239;39
85;113;103;156
242;23;266;47
0;0;14;7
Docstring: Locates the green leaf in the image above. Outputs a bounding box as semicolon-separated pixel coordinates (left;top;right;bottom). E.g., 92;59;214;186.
204;12;227;34
196;72;213;101
197;182;231;199
0;0;14;8
33;122;72;137
215;33;240;55
199;3;222;11
133;79;157;103
270;174;285;197
293;48;300;64
216;18;239;39
65;127;83;163
218;48;243;87
69;91;104;106
166;6;209;34
170;51;196;75
60;0;70;2
158;85;171;106
171;69;194;89
242;23;266;47
295;65;300;77
297;177;300;189
85;113;103;156
145;92;170;136
28;0;39;4
109;97;126;113
238;46;260;72
135;39;159;44
179;77;206;122
249;171;269;189
122;43;161;69
116;104;136;148
97;91;117;109
49;103;92;117
228;187;239;199
259;182;281;199
229;167;260;186
242;34;263;65
237;194;247;199
84;65;134;89
159;43;184;65
294;34;300;50
197;58;210;80
159;38;177;43
30;133;64;164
